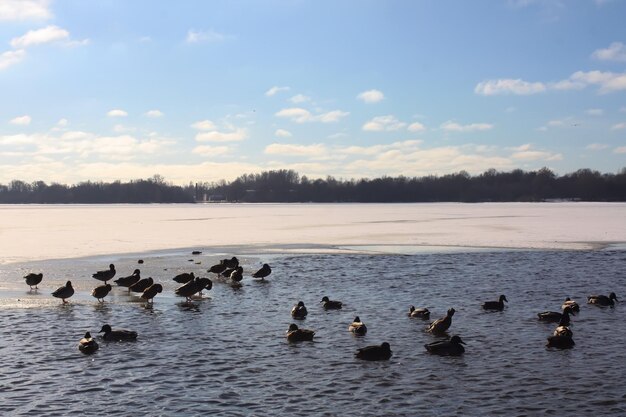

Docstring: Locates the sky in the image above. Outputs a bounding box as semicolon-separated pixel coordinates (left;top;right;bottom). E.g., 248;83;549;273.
0;0;625;185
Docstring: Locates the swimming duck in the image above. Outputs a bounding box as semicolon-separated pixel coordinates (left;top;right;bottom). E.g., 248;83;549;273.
427;308;455;334
553;325;573;337
129;277;154;293
114;269;141;291
321;296;343;310
408;306;430;319
208;263;227;275
348;316;367;336
223;256;239;269
173;272;195;284
141;283;163;303
537;307;574;324
252;263;272;280
588;292;618;307
92;264;116;283
482;295;508;311
291;301;308;319
99;324;137;341
52;281;74;303
286;323;315;342
24;272;43;289
561;297;580;313
230;266;243;283
546;334;575;349
355;342;392;361
91;283;112;302
78;332;99;354
425;335;466;356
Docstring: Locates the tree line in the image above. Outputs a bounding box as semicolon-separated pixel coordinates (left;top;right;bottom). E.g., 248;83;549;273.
0;168;625;203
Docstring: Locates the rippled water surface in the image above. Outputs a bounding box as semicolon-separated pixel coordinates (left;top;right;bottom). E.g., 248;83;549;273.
1;249;625;416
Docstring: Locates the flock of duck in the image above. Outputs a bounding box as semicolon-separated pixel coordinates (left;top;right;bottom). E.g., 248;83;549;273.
22;258;619;360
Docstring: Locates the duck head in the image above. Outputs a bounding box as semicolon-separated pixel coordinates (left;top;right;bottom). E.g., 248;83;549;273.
447;308;456;316
353;316;361;323
610;292;618;301
99;324;112;333
500;295;508;303
321;296;330;303
450;335;466;345
288;323;299;332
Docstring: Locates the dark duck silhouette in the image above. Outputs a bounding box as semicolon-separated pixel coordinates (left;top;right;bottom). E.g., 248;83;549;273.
355;342;392;361
78;332;99;354
427;308;455;334
175;277;211;301
252;263;272;280
538;306;574;324
223;257;239;269
321;296;342;310
425;335;466;356
114;269;141;291
230;266;243;283
286;323;315;342
291;301;308;319
588;292;618;307
173;272;195;284
91;283;112;302
482;295;508;311
92;264;116;283
208;262;227;276
129;277;153;293
408;306;430;319
348;316;367;335
99;324;137;341
141;283;163;303
547;334;575;349
24;272;43;289
52;281;74;303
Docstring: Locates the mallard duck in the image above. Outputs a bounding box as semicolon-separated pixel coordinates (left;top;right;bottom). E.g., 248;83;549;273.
173;272;195;284
252;263;272;280
561;297;580;313
425;335;466;356
355;342;392;361
91;283;112;302
408;306;430;319
78;332;99;354
223;256;239;269
321;296;342;310
538;307;573;324
588;292;618;307
114;269;141;291
99;324;137;341
92;264;116;283
482;295;507;311
547;334;575;349
52;281;74;303
553;325;573;337
24;272;43;289
141;283;163;303
129;277;153;293
230;266;243;283
291;301;308;319
286;323;315;342
427;308;455;334
208;263;227;275
348;316;367;335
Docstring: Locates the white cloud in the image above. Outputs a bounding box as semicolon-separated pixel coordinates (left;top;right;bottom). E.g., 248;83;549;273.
586;143;609;150
10;25;68;48
547;119;565;127
192;145;230;157
512;150;562;161
145;110;164;118
0;0;51;21
107;109;128;117
265;143;328;157
357;89;385;103
408;122;426;132
611;122;626;130
0;49;25;70
614;146;626;154
289;94;310;104
57;118;68;127
186;29;226;43
569;70;626;94
191;120;217;130
195;128;248;142
440;120;494;132
265;86;290;96
275;129;292;138
592;42;626;62
586;108;604;116
474;79;546;95
10;115;32;125
276;107;349;123
362;115;406;131
113;124;135;134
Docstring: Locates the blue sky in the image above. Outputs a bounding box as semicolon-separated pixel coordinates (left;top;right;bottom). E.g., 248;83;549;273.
0;0;625;184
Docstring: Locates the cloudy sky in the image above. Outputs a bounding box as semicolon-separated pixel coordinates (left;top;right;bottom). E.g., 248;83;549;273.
0;0;625;185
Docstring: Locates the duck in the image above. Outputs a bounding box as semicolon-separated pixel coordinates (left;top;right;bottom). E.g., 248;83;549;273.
99;324;137;341
91;283;112;302
321;296;342;310
408;306;430;319
196;277;213;296
78;332;99;354
425;335;466;356
223;256;239;269
230;266;243;283
355;342;392;361
208;262;227;276
141;283;163;303
537;307;574;324
482;295;508;311
173;272;195;284
348;316;367;336
286;323;315;342
92;264;116;283
129;277;153;293
291;301;308;319
553;325;573;337
114;269;141;291
175;277;206;301
52;281;74;303
221;267;236;278
24;272;43;289
427;308;455;334
252;263;272;280
561;297;580;313
546;334;575;349
588;292;618;307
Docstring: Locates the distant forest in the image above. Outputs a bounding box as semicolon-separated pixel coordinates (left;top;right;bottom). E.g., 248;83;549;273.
1;168;625;204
